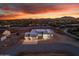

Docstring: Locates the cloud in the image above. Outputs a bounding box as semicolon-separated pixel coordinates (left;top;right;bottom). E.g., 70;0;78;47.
13;3;79;14
1;3;79;14
0;3;79;20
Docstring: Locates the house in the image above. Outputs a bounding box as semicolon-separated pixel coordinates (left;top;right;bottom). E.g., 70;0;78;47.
2;30;11;37
24;29;53;41
0;30;11;41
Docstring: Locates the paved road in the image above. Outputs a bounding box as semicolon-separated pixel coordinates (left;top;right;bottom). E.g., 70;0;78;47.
1;43;79;56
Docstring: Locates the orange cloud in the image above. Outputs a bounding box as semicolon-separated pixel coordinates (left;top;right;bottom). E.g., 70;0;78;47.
0;3;79;20
0;11;28;20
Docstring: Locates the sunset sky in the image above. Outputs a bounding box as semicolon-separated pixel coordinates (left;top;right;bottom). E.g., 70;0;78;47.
0;3;79;20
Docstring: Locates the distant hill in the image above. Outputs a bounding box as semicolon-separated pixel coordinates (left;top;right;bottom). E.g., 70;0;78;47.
0;16;78;21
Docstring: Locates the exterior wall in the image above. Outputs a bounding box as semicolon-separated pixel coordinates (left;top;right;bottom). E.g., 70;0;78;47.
25;34;53;41
43;34;50;40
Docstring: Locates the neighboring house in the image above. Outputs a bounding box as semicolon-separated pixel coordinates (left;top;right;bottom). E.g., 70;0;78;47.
24;29;53;41
0;30;11;41
2;30;11;37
